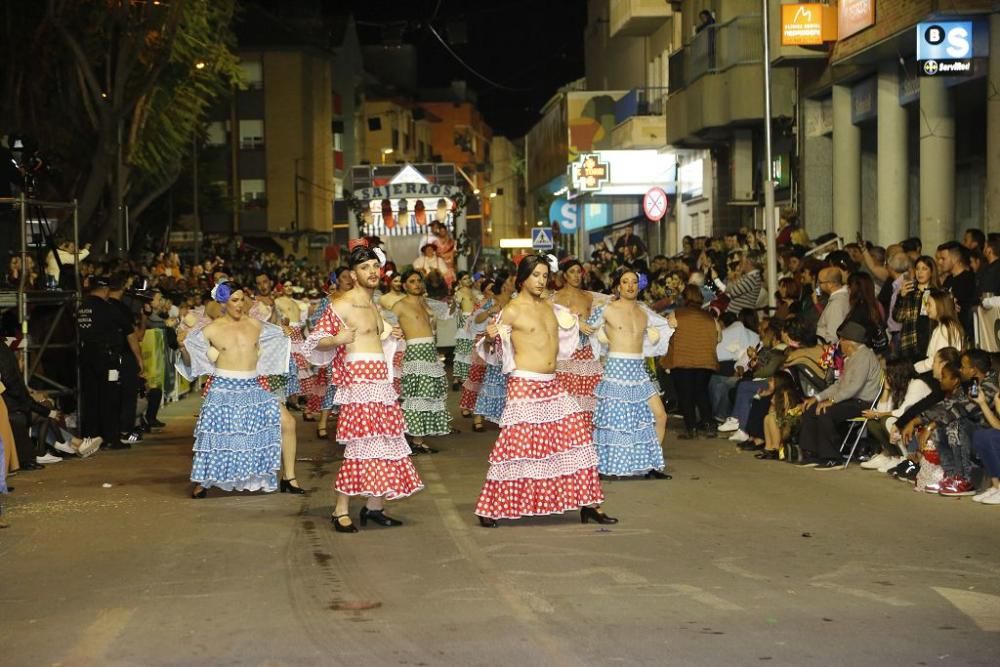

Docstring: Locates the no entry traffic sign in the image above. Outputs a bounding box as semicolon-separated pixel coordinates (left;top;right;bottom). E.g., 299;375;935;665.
643;187;669;222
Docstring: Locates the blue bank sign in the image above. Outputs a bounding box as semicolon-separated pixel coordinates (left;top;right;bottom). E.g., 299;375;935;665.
917;21;974;76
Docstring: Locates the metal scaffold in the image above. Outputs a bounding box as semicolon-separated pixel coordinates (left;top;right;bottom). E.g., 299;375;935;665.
0;194;83;413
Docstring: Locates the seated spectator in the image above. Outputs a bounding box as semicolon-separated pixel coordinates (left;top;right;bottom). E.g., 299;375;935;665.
796;322;883;469
719;318;788;441
739;370;802;460
708;309;760;424
859;359;933;473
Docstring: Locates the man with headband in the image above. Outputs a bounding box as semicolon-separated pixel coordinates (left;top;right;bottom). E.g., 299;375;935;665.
391;270;451;453
554;257;606;413
474;254;616;528
303;244;423;533
589;267;674;480
177;281;291;498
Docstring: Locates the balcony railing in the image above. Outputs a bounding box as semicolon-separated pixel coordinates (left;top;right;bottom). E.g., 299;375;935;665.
614;87;668;125
668;15;762;93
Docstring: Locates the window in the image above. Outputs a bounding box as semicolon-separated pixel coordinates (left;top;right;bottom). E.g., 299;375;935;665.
240;61;263;89
240;179;266;208
239;120;264;149
391;129;399;150
205;121;227;146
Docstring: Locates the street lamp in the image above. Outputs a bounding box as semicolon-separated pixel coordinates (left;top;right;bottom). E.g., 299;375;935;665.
380;147;394;165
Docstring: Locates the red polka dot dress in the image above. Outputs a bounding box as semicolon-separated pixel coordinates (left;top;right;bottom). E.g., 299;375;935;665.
335;354;423;499
475;371;604;520
302;306;423;500
556;343;603;413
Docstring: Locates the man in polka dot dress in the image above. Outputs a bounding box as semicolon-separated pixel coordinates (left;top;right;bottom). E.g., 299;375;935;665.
392;270;452;453
590;267;674;480
474;254;617;528
303;245;423;533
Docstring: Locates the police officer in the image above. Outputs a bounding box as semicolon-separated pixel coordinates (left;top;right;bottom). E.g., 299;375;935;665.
78;274;131;449
108;272;145;443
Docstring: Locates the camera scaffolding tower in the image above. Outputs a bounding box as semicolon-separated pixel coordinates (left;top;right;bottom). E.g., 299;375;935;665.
0;194;82;412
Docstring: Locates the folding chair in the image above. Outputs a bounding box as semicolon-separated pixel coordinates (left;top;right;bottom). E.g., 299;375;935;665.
839;373;886;470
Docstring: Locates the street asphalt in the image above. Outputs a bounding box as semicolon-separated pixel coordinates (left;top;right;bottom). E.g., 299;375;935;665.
1;389;998;666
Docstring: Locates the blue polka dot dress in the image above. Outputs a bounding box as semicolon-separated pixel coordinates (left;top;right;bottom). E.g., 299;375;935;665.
593;354;665;476
190;373;282;492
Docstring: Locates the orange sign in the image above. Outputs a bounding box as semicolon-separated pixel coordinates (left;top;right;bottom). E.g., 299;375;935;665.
781;3;837;46
838;0;875;40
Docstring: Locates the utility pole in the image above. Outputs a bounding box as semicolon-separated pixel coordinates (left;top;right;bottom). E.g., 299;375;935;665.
761;0;777;310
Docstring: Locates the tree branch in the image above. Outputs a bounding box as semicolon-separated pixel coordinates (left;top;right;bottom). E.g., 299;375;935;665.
129;168;181;222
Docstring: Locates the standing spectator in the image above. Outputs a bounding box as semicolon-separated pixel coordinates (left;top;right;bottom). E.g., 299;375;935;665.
963;228;985;253
978;236;1000;296
815;267;849;345
936;241;978;341
913;291;965;374
844;272;887;353
709;251;763;315
884;252;913;355
892;255;937;361
662;285;719;439
797;322;883;468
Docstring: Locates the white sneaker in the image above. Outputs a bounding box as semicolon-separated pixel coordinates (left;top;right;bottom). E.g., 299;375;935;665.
972;488;999;503
981;491;1000;505
53;440;77;456
729;430;749;442
860;453;888;470
78;437;102;459
877;456;904;473
36;453;62;464
718;417;740;433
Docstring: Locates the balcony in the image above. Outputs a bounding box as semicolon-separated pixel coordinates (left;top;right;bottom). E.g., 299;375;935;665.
665;15;791;145
611;87;668;149
609;0;672;38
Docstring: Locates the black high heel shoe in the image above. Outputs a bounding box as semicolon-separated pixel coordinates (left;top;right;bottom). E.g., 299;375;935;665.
581;506;618;525
191;486;207;499
280;478;307;494
478;516;498;528
331;514;358;533
644;469;672;480
359;507;403;527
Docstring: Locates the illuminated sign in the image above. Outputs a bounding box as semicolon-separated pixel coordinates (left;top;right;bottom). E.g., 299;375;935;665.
781;4;837;46
838;0;874;40
571;153;610;191
916;22;973;60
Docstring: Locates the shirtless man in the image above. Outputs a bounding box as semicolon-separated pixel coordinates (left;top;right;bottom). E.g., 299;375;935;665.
553;258;602;412
178;282;290;498
592;268;673;480
392;270;451;451
314;266;356;438
304;246;422;533
451;271;482;390
379;273;406;311
474;255;616;527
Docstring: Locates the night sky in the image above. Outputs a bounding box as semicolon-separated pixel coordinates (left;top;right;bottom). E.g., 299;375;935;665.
343;0;587;137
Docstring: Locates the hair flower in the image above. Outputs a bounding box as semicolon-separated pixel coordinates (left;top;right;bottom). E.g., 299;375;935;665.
211;281;232;304
637;273;649;291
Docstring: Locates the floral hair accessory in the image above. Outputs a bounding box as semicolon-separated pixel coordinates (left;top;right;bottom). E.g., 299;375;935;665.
544;253;559;274
373;247;387;267
211;281;232;304
637;273;649;291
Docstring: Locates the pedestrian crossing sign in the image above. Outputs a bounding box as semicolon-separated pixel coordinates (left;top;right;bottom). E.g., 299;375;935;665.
532;227;554;250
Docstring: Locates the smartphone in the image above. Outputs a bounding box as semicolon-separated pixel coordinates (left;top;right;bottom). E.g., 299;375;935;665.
815;286;822;297
971;380;980;399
